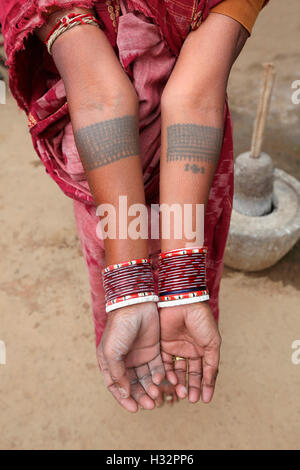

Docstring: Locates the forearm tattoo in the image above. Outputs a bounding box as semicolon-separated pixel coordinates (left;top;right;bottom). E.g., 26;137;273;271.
74;115;140;170
166;123;222;165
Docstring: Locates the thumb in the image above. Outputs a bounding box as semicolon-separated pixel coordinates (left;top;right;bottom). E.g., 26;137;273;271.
106;354;131;399
101;308;142;397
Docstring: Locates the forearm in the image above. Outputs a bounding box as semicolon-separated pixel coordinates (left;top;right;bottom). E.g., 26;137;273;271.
160;13;248;251
72;84;148;266
36;10;148;265
160;96;223;251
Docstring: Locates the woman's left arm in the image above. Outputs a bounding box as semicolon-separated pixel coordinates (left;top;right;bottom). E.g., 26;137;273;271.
159;13;249;404
160;13;249;225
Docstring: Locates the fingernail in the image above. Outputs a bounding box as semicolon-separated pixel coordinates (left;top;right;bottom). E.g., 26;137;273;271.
202;388;211;403
169;376;177;385
119;387;128;399
178;386;187;398
152;374;162;385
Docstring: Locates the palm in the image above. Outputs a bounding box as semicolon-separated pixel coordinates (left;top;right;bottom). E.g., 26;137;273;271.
159;301;221;403
123;305;161;368
98;302;165;412
160;302;217;356
160;307;203;358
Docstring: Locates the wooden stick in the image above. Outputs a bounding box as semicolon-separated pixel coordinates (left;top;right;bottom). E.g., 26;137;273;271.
250;63;275;158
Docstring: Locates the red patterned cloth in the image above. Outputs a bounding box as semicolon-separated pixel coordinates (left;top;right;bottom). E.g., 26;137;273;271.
1;0;234;345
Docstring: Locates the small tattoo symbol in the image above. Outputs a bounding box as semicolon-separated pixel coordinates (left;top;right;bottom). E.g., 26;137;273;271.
184;163;205;174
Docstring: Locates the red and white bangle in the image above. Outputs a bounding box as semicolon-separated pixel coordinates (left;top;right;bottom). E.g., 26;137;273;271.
102;258;158;313
157;246;209;308
45;12;103;55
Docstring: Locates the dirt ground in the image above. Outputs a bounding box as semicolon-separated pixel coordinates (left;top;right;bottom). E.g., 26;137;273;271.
0;0;299;450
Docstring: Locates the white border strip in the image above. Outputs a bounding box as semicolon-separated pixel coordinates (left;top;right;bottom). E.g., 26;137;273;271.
106;295;159;313
157;294;209;308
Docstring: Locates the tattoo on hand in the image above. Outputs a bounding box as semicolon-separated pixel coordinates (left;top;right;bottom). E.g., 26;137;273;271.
74;115;140;170
166;123;222;164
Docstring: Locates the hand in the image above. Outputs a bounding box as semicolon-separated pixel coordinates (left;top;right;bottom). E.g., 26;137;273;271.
160;301;221;404
97;301;165;413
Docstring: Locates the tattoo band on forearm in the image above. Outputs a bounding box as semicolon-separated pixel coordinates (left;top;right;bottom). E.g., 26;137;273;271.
74;115;140;170
166;123;222;164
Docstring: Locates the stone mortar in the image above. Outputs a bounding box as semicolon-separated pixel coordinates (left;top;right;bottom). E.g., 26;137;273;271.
224;168;300;271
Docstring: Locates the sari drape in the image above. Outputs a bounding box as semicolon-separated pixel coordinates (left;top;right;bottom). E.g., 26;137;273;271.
1;0;238;344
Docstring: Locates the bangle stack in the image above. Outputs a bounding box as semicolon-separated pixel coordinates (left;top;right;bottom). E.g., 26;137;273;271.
157;247;209;308
102;248;209;313
102;258;158;313
45;12;103;55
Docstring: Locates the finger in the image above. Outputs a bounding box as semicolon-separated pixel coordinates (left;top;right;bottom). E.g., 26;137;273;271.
135;364;160;400
148;353;165;385
161;351;177;385
97;344;111;382
202;344;220;403
160;379;178;406
104;348;131;399
97;347;138;413
127;368;155;410
155;390;164;408
174;357;187;399
108;382;139;413
188;357;202;403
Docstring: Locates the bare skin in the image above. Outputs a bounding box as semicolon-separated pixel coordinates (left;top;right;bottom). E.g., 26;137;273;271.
36;9;249;409
159;13;249;403
36;7;164;413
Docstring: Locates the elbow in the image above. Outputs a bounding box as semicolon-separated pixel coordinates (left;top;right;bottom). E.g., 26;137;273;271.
161;85;225;117
68;86;139;118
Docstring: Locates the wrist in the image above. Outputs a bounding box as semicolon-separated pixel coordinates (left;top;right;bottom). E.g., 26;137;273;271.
108;300;158;318
102;257;158;313
157;246;209;308
104;240;149;266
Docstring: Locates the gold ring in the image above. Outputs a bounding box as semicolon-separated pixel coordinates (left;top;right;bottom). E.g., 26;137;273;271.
172;355;185;362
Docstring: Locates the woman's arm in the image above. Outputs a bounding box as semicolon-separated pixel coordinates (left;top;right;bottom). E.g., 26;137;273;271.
36;7;148;264
160;12;248;251
159;13;249;403
35;8;164;413
211;0;266;35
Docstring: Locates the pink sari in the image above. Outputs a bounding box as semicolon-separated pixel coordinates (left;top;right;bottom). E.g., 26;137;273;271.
1;0;234;346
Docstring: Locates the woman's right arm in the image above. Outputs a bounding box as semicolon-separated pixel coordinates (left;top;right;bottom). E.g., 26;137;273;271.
36;7;148;265
35;9;164;413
